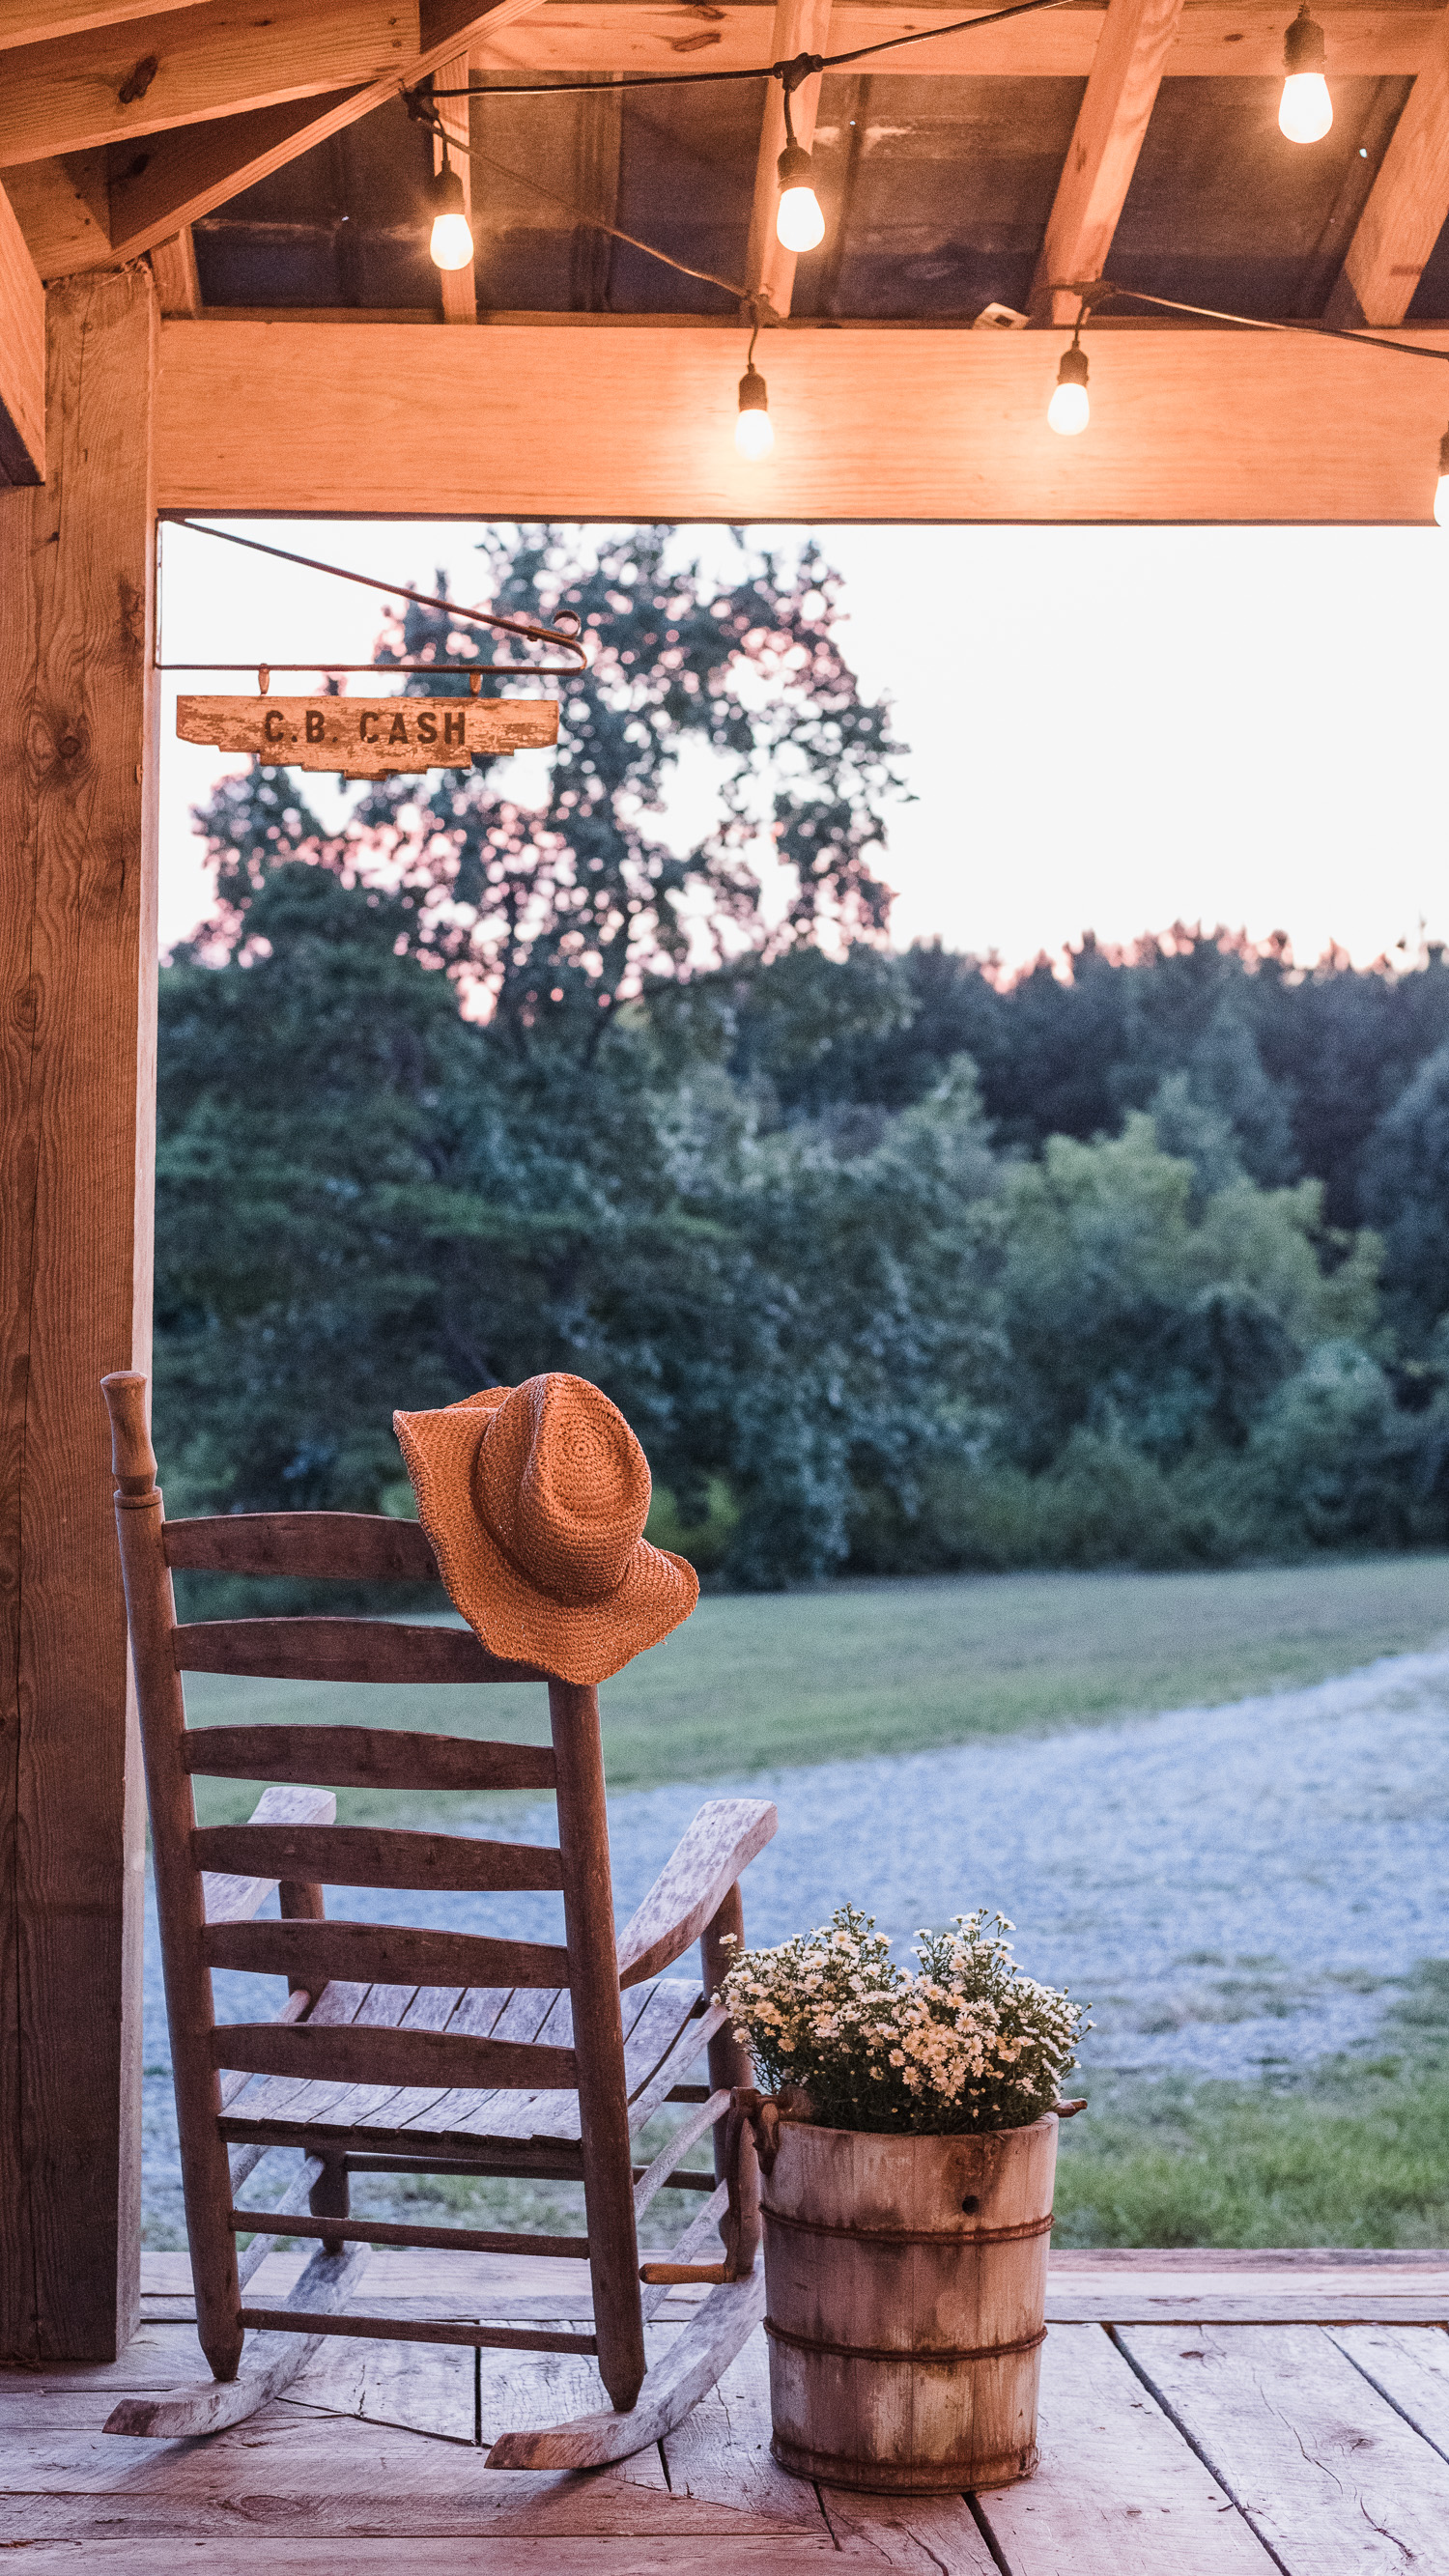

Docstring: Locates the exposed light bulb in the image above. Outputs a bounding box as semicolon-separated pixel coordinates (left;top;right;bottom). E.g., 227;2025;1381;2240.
1435;425;1449;526
428;161;474;271
1048;340;1090;437
776;142;825;254
1279;6;1331;141
736;360;775;461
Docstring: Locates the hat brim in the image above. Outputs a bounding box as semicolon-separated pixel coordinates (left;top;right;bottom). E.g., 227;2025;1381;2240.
393;1391;698;1687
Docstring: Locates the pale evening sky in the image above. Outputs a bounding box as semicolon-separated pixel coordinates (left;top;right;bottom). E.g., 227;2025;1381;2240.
158;518;1449;976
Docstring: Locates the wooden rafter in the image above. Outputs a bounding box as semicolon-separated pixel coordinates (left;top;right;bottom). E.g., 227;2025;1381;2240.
152;314;1449;523
75;0;546;269
744;0;832;323
433;48;476;323
1324;10;1449;326
1029;0;1185;326
0;0;419;169
0;177;44;481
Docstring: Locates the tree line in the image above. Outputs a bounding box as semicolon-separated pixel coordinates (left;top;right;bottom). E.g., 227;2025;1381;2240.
155;528;1449;1587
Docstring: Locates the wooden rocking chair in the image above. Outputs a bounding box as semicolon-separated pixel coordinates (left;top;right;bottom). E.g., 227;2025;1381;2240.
101;1372;775;2459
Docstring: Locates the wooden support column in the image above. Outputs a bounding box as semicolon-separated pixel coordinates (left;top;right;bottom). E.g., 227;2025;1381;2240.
0;178;43;483
150;227;201;317
1029;0;1185;325
0;267;157;2364
744;0;832;322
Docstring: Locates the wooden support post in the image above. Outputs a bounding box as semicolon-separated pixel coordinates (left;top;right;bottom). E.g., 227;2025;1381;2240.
744;0;832;323
0;178;44;484
150;227;201;318
0;268;157;2364
433;50;476;323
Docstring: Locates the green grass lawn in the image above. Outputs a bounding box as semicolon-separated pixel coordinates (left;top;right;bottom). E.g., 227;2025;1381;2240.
1054;1963;1449;2248
325;1965;1449;2257
184;1551;1449;1826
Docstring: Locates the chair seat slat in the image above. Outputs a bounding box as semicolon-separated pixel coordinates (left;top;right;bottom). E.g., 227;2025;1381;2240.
182;1724;556;1795
173;1617;549;1685
164;1510;441;1583
205;1920;570;1991
192;1822;566;1895
213;2020;579;2092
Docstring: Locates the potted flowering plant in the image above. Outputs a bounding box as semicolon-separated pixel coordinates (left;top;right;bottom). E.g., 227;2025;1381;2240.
720;1905;1086;2494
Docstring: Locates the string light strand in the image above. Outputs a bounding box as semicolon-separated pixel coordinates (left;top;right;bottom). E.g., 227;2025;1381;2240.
410;0;1079;105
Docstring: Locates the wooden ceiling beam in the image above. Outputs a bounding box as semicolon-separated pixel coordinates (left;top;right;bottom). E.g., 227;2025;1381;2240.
744;0;832;322
0;0;419;170
1324;11;1449;324
1030;0;1185;326
64;0;545;269
467;2;1444;82
0;178;44;481
152;313;1449;522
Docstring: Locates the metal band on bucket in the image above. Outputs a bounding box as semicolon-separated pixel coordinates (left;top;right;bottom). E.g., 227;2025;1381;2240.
763;2317;1049;2365
760;2204;1054;2248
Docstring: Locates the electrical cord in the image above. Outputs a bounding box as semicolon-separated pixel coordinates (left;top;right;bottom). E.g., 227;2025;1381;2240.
411;0;1077;102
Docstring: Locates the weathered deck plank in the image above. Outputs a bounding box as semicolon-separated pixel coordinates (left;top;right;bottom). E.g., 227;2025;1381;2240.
6;2256;1449;2569
980;2324;1273;2571
1117;2321;1449;2571
1328;2322;1449;2460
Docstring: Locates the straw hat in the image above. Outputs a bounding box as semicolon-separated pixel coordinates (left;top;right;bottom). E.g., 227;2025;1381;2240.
393;1373;698;1686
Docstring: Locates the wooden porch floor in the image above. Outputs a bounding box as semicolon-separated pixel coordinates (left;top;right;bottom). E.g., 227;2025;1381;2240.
4;2250;1449;2572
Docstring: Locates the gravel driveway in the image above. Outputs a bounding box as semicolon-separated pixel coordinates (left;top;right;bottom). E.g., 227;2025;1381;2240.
142;1645;1449;2237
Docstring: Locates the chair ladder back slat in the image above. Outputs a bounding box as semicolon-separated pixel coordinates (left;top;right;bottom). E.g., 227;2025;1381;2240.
191;1821;566;1895
202;1918;570;1991
181;1723;556;1796
99;1372;243;2380
163;1510;440;1583
173;1617;549;1686
548;1677;646;2412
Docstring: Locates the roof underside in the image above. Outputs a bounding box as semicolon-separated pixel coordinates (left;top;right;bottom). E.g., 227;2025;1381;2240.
178;52;1449;325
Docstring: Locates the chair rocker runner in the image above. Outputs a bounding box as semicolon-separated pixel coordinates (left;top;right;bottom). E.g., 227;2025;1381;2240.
101;1371;776;2461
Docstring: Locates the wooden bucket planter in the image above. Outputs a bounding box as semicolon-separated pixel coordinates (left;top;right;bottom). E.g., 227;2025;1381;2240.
760;2109;1059;2493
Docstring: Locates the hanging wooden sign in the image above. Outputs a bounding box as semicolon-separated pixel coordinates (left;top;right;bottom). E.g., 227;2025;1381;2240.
176;694;559;778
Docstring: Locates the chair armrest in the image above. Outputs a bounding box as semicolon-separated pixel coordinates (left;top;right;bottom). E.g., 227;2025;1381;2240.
202;1783;336;1926
615;1798;777;1989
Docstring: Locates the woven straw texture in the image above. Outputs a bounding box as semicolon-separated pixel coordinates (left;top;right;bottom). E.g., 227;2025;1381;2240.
394;1373;698;1686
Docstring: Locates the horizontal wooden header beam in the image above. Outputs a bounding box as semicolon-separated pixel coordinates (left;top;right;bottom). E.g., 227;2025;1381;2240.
154;316;1449;522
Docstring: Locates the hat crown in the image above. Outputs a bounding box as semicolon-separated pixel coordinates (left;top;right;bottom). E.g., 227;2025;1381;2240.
472;1373;649;1606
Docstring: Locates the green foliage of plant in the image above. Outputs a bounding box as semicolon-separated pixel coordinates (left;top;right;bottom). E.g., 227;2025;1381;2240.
1055;1963;1449;2248
720;1905;1085;2135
